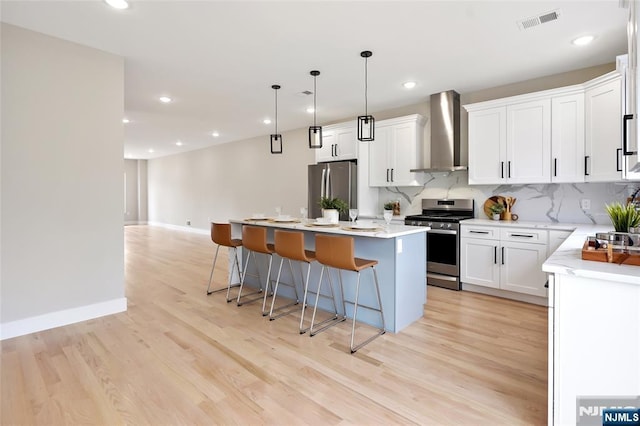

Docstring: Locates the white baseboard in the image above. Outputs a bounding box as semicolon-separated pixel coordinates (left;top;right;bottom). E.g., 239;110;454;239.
461;283;549;306
147;221;209;235
124;220;147;226
0;297;127;340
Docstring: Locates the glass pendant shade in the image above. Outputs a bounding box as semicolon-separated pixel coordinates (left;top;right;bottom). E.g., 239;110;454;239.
357;50;375;142
308;70;323;149
270;84;283;154
358;115;375;141
270;134;282;154
308;126;322;149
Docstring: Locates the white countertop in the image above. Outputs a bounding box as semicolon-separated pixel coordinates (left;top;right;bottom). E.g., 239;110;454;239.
461;218;578;231
230;218;428;239
542;224;640;285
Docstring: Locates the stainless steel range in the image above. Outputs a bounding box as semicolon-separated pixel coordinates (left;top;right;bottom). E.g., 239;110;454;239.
405;199;474;290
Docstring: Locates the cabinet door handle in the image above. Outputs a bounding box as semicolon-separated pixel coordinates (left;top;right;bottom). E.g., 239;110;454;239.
544;282;549;288
501;246;505;265
391;168;394;182
511;233;534;238
616;148;623;172
584;156;590;176
469;230;489;234
494;246;497;264
553;158;557;177
623;113;637;155
334;144;338;157
508;161;511;178
501;161;504;179
386;169;390;182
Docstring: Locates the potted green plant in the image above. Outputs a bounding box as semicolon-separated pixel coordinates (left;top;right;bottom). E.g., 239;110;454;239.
383;202;395;211
319;197;348;223
489;203;505;221
605;202;640;232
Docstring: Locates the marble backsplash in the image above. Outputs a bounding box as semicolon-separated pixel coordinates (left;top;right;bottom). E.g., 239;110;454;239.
380;171;639;225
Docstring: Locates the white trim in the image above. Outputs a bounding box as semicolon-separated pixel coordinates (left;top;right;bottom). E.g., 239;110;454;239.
124;220;147;226
0;297;127;340
147;221;209;235
461;283;548;306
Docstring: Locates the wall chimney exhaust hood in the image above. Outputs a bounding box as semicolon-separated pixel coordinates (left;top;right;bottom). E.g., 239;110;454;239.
411;90;467;173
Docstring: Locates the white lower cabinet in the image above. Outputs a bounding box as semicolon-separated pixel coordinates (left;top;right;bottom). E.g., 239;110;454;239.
461;224;550;298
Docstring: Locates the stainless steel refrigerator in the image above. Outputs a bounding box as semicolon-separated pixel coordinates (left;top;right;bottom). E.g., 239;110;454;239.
308;161;357;221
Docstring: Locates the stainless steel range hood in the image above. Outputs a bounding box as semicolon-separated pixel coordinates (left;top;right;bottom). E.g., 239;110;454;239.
411;90;467;173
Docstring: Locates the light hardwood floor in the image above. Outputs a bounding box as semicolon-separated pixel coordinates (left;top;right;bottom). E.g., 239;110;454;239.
1;225;548;425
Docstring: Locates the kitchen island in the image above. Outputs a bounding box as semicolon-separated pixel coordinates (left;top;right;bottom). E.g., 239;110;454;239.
229;219;428;333
542;225;640;425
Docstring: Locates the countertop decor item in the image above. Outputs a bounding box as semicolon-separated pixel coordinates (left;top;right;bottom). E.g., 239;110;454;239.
383;201;394;211
483;195;506;218
488;202;504;220
320;196;348;223
605;202;640;232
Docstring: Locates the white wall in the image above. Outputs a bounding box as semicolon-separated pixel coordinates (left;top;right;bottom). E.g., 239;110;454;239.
148;128;314;230
1;24;126;338
124;159;148;224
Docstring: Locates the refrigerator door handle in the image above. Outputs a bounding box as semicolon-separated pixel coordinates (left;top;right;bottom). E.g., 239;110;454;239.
320;168;326;199
326;166;331;198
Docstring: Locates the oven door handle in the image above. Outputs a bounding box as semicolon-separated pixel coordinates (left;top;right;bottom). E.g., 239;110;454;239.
427;229;457;235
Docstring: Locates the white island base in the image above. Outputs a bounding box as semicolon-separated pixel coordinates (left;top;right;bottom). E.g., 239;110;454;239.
229;220;428;333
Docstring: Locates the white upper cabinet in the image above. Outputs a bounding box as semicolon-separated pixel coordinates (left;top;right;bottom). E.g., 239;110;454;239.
369;114;425;187
467;107;507;184
467;98;551;184
506;99;551;184
315;122;358;163
551;92;585;183
584;73;622;182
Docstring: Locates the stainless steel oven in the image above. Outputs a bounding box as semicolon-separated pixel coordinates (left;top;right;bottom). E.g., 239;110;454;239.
405;199;474;290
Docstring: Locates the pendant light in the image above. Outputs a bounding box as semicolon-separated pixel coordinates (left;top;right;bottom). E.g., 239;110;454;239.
308;70;323;149
270;84;283;154
357;50;375;141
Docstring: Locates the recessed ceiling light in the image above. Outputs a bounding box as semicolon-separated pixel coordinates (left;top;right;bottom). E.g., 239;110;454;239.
263;119;272;125
122;118;130;124
176;141;183;146
159;96;172;103
104;0;129;10
148;149;154;153
403;81;417;89
572;35;595;46
211;131;220;137
306;107;315;114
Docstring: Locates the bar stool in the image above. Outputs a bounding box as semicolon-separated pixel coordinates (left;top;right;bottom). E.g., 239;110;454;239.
237;225;275;315
312;234;386;353
206;223;242;302
269;230;316;331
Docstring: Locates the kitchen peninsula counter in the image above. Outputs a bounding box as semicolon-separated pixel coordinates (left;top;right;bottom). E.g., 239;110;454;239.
541;224;640;425
229;219;428;332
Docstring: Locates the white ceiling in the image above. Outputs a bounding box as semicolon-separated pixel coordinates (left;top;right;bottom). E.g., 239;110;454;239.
1;0;629;159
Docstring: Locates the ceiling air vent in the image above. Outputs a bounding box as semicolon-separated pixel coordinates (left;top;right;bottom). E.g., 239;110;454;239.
517;9;561;30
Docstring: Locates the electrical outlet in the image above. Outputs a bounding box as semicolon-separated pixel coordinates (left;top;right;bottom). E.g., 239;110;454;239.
186;220;191;226
581;199;591;210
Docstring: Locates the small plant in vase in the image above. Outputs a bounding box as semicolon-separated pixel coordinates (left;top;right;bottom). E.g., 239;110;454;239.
605;202;640;232
489;203;505;220
383;202;395;212
319;197;348;223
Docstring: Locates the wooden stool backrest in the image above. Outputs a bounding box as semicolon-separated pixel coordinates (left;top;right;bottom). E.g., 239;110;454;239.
315;234;357;272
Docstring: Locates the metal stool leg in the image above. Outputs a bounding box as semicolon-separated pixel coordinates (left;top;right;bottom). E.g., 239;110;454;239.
349;266;386;353
260;254;274;316
224;246;243;302
237;251;265;306
299;261;313;334
206;245;222;295
269;258;300;320
309;266;345;337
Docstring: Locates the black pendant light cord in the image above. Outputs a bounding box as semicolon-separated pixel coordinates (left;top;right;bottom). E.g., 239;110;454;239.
274;86;278;135
313;74;317;127
364;55;368;117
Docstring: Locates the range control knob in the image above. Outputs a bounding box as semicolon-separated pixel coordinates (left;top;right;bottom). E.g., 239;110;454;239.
427;222;433;228
446;223;452;229
439;223;445;229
